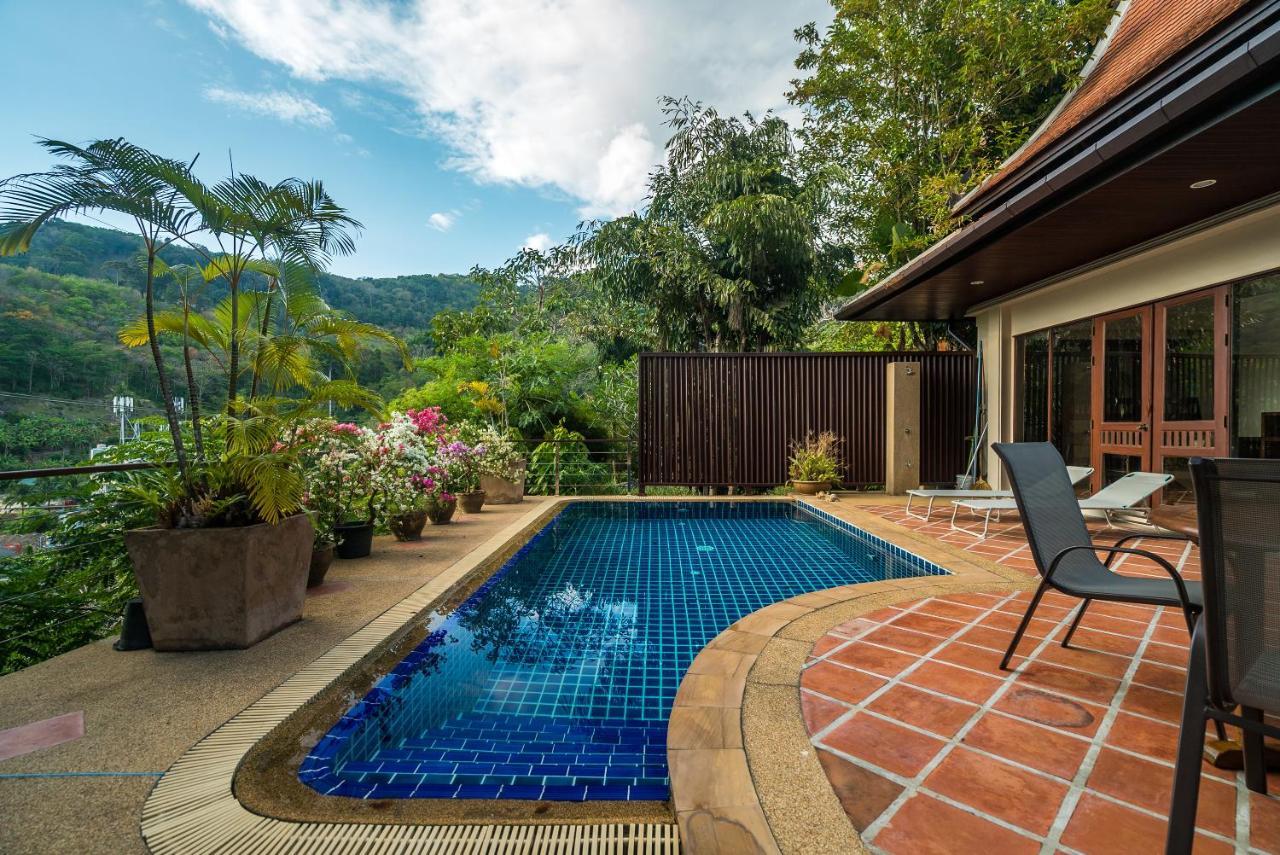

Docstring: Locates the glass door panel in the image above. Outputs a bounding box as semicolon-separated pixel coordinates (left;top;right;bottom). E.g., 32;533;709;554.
1231;274;1280;458
1016;331;1049;442
1153;287;1228;502
1050;320;1093;469
1092;308;1152;490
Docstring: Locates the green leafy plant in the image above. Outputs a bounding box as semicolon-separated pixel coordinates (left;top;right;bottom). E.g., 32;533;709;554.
0;137;384;527
788;431;843;485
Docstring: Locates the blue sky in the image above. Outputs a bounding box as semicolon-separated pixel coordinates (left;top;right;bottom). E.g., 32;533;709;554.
0;0;830;278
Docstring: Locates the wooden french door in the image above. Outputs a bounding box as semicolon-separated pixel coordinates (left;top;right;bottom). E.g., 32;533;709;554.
1086;287;1230;502
1151;286;1230;503
1092;307;1153;493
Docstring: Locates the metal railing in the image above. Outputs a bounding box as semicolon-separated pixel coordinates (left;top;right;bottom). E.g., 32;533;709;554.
513;437;637;496
0;440;644;674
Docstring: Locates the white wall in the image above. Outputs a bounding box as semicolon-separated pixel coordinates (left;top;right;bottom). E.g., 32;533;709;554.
972;201;1280;485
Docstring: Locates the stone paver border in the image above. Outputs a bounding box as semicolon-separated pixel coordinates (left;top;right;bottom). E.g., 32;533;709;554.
667;497;1033;853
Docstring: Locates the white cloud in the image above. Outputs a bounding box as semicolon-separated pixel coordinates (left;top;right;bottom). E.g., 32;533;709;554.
427;211;456;232
184;0;830;217
203;85;334;128
523;232;552;252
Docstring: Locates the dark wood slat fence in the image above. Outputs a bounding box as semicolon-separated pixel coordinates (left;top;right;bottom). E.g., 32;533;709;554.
638;352;977;489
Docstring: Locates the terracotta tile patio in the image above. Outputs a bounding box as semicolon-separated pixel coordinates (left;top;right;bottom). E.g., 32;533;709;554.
801;503;1280;853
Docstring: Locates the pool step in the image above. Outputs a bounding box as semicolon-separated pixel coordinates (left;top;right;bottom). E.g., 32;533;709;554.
330;712;670;801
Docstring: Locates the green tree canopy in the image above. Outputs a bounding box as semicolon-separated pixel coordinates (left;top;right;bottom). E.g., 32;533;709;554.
581;98;827;352
791;0;1112;270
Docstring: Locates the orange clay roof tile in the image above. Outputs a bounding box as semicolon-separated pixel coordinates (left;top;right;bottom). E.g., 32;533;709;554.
960;0;1251;211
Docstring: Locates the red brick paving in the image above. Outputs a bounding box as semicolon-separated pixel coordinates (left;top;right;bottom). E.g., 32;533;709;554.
801;505;1280;852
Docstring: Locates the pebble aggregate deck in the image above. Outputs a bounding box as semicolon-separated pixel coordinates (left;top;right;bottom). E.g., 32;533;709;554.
801;503;1280;854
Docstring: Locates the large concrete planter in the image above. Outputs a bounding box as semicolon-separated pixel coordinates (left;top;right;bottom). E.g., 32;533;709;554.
480;461;526;504
124;513;312;651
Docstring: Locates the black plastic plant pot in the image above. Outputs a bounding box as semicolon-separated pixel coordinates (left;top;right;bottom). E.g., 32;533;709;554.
114;596;153;651
334;521;374;559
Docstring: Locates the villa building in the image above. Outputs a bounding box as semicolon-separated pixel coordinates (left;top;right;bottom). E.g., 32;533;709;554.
837;0;1280;500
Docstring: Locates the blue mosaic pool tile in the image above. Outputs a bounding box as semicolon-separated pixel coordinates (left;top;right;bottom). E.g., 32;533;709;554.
299;500;947;802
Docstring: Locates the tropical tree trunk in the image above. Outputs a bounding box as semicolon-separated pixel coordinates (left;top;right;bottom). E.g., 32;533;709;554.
227;276;239;415
181;305;204;460
250;276;276;399
145;251;189;481
183;344;203;459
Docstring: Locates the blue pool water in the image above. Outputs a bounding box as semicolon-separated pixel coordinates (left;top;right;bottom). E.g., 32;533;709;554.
299;501;945;802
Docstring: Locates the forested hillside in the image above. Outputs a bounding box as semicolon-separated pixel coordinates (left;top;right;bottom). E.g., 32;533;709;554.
0;219;480;336
0;220;478;466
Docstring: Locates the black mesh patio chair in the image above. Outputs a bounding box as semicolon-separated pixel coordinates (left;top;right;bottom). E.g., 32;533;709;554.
1166;458;1280;855
992;442;1200;671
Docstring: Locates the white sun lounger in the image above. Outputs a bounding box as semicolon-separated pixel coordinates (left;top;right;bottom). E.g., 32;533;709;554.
949;470;1175;539
905;466;1093;521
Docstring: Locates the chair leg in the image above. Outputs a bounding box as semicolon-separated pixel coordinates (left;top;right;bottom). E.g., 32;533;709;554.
1061;599;1091;648
1000;580;1048;671
1166;622;1210;855
1179;611;1224;741
1243;707;1268;795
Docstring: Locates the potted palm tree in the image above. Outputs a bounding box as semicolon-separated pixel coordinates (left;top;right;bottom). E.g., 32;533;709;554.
0;137;391;650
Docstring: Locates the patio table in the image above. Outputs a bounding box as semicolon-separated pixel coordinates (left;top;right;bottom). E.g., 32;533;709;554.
1150;503;1199;543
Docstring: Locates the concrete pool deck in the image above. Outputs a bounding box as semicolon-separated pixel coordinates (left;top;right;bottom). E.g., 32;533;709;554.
7;492;1267;853
0;500;558;853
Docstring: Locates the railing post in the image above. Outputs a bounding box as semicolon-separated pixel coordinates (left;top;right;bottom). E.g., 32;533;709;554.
626;441;633;495
553;442;561;496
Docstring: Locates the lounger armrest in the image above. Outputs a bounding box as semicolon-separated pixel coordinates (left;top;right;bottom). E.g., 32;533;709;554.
1047;545;1196;614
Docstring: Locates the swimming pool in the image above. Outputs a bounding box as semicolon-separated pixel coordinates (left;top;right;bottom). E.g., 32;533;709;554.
299;500;945;802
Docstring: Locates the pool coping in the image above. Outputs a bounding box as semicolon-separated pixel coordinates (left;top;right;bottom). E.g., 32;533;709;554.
668;496;1034;853
138;494;1020;853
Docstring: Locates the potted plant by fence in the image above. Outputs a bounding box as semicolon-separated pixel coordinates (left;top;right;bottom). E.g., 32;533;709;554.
473;425;526;504
0;137;397;650
297;420;370;582
788;431;843;495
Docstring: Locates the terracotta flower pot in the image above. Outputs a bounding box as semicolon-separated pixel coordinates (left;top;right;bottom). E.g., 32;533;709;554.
308;543;335;587
123;513;312;651
791;480;831;495
390;511;427;541
459;490;486;514
427;498;457;525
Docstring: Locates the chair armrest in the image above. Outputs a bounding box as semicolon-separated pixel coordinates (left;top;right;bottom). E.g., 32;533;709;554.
1097;532;1190;566
1047;544;1196;615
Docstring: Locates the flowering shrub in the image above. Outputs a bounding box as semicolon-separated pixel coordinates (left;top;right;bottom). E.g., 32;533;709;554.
369;412;441;519
405;406;447;437
294;420;374;544
435;439;485;493
476;424;524;479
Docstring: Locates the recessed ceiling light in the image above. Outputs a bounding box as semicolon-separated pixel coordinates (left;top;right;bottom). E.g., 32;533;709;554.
969;280;985;286
1190;179;1217;189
